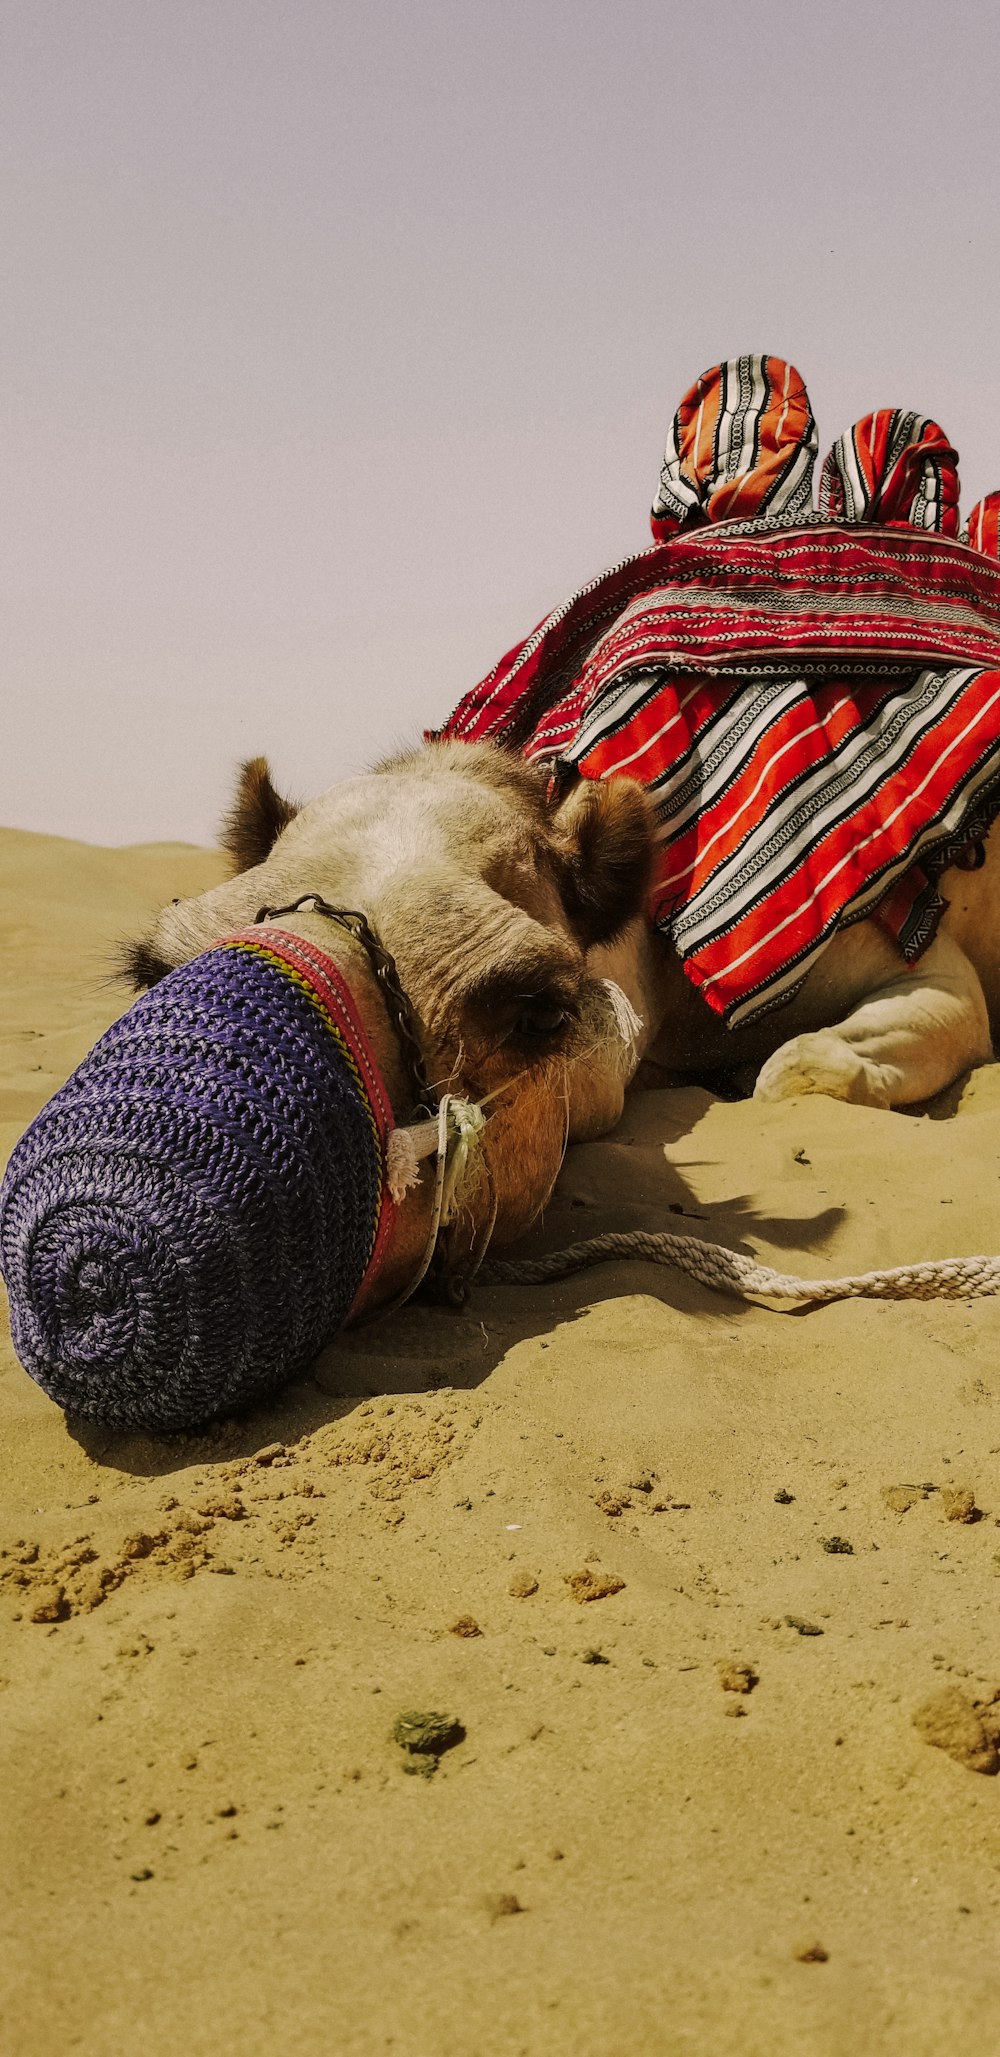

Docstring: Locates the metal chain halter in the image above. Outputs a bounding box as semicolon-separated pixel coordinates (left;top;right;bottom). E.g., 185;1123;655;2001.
253;894;436;1117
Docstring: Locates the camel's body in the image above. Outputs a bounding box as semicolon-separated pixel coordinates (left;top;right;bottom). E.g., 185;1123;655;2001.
130;742;1000;1308
602;851;998;1112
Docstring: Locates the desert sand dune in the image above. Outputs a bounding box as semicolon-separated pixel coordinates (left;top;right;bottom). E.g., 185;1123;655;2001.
3;827;1000;2057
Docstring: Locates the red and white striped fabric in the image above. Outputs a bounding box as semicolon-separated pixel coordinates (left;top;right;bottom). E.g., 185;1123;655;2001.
817;410;960;536
562;657;1000;1024
964;492;1000;559
651;356;817;539
435;357;1000;1025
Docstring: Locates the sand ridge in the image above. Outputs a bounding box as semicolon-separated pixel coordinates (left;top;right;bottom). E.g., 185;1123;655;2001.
2;828;1000;2056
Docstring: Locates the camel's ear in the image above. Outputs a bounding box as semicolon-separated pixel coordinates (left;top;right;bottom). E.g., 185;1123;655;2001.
551;775;655;947
220;757;299;873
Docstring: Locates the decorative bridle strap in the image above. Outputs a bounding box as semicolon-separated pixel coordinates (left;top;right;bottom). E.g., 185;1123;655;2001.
222;927;399;1309
253;895;436;1118
240;913;490;1315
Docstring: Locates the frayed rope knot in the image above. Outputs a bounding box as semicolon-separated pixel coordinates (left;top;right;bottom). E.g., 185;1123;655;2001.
365;1097;493;1323
385;1126;422;1205
386;1097;486;1215
600;979;644;1079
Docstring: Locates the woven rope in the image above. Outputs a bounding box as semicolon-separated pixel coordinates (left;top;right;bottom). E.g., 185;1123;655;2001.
481;1231;1000;1305
0;933;393;1432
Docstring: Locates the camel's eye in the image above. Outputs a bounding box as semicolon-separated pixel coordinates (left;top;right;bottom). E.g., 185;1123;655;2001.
513;1001;570;1042
464;963;579;1055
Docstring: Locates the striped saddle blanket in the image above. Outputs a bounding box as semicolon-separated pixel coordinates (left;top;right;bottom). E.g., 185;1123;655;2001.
437;356;1000;1026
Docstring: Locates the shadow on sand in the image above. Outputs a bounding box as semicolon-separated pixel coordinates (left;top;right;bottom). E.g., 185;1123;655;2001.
66;1083;845;1480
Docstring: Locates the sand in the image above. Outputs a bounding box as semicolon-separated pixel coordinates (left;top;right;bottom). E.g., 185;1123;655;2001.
2;824;1000;2057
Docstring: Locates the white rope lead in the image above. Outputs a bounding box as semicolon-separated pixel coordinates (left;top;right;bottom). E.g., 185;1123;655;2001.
481;1230;1000;1307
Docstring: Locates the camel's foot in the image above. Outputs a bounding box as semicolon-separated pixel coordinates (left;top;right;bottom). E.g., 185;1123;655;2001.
753;1031;891;1108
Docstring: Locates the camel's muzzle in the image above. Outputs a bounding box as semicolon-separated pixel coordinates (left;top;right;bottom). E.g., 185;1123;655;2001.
0;931;395;1433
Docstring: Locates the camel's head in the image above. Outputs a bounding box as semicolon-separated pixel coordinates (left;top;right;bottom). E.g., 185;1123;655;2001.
125;742;655;1304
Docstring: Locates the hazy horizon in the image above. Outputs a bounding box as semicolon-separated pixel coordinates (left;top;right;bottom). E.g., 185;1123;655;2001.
6;0;1000;846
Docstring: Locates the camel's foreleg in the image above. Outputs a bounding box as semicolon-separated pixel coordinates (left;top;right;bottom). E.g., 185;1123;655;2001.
752;931;993;1108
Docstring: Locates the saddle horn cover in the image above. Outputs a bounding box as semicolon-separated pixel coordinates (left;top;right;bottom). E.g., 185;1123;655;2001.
0;931;394;1434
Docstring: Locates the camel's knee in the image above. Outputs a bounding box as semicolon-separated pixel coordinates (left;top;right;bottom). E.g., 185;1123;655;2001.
754;1031;891;1108
754;937;993;1109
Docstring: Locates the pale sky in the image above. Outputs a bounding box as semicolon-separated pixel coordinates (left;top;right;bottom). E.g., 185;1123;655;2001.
5;0;1000;846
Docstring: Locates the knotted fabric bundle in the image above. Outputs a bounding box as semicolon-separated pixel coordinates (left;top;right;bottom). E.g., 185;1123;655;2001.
651;354;818;540
0;929;395;1433
817;410;960;534
964;492;1000;558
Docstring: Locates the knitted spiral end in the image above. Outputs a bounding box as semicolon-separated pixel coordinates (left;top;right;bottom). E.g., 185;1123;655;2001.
0;931;394;1434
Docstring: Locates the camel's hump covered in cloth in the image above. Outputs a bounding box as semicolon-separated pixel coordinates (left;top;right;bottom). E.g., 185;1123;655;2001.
436;356;1000;1026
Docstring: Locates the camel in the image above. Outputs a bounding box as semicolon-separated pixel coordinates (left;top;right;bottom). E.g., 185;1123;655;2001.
121;357;1000;1317
12;352;1000;1435
123;739;1000;1311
